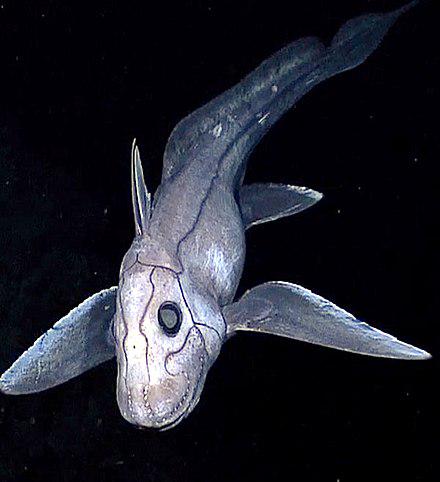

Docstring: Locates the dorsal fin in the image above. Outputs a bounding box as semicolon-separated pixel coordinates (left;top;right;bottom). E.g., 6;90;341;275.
131;139;151;236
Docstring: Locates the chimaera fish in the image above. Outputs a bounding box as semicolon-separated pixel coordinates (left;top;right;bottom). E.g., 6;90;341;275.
0;2;430;430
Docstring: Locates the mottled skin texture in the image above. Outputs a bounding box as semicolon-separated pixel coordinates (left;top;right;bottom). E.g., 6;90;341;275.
0;2;430;431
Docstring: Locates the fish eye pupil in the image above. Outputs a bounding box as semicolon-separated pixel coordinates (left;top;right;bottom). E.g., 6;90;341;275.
158;302;182;335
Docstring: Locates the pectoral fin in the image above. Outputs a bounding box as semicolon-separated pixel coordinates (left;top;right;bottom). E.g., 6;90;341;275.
223;282;430;360
239;183;322;229
0;287;117;395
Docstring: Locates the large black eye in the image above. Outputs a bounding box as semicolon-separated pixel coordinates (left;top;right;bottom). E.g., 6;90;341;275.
158;302;182;336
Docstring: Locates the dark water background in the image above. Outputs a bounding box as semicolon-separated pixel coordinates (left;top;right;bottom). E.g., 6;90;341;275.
0;0;438;480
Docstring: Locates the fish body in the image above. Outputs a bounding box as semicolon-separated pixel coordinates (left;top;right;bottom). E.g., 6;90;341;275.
0;2;430;430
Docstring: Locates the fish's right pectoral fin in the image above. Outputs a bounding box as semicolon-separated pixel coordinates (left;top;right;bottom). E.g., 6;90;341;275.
0;287;118;395
239;183;322;229
223;281;431;360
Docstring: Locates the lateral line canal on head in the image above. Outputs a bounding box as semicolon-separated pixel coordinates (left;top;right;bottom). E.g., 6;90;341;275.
118;275;130;394
176;276;223;342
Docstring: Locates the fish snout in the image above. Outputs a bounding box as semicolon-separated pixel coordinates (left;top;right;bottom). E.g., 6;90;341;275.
142;373;191;426
117;372;191;429
145;378;181;415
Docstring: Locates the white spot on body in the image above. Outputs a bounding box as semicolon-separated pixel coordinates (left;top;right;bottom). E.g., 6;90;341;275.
271;84;278;93
258;112;270;125
212;123;223;138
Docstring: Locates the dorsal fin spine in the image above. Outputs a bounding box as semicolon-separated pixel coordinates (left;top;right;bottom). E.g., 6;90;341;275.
131;139;151;236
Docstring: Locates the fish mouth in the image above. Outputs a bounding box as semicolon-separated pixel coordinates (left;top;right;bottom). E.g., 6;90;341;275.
155;412;186;431
132;412;186;431
117;367;204;429
116;321;209;429
141;371;195;428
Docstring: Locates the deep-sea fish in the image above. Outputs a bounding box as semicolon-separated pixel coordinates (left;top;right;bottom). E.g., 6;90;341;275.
0;2;430;430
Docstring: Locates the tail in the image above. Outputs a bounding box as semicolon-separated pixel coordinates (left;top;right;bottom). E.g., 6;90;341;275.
162;2;418;186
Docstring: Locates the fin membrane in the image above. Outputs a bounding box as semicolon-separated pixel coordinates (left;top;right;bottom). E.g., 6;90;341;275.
223;281;430;360
0;287;117;395
239;183;322;229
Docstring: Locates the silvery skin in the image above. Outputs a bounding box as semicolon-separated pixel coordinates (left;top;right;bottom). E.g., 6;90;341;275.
0;2;430;430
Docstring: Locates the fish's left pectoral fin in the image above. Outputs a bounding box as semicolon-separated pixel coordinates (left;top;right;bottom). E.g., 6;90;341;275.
240;183;322;230
223;282;431;360
0;287;118;395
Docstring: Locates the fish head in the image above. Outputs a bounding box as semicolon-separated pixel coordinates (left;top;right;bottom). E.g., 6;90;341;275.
113;251;222;430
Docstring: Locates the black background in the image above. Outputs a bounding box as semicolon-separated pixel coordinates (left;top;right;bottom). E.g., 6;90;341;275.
0;1;438;481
